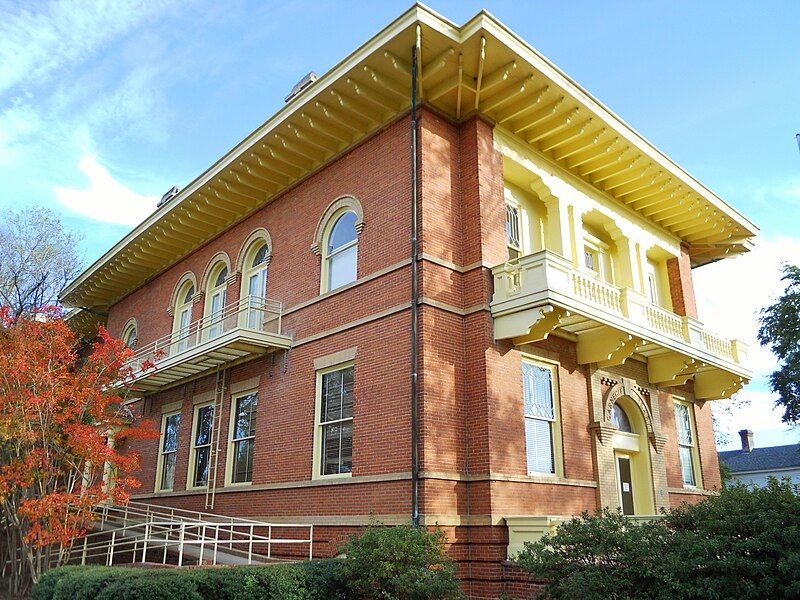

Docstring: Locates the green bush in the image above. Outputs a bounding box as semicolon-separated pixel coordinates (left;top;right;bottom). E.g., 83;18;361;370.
33;525;460;600
514;479;800;599
338;524;463;600
32;562;335;600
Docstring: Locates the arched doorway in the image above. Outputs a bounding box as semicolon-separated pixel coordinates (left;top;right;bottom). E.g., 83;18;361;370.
610;397;655;516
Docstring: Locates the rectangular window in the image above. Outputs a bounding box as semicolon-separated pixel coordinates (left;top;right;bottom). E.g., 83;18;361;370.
229;392;257;484
157;412;180;491
674;402;698;487
190;404;214;488
647;261;660;305
584;248;596;271
317;365;354;477
505;203;521;260
583;232;612;282
522;362;556;474
328;244;358;291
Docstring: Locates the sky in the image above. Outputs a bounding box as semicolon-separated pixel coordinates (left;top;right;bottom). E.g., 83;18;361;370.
1;1;798;450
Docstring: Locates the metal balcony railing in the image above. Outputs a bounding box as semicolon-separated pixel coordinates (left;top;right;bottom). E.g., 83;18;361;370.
125;295;284;374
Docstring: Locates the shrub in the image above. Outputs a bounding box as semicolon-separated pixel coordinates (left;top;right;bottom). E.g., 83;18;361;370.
514;479;800;600
513;509;673;599
338;524;463;600
32;563;333;600
33;525;461;600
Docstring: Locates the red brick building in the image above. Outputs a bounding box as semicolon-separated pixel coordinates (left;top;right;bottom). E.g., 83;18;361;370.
62;6;756;598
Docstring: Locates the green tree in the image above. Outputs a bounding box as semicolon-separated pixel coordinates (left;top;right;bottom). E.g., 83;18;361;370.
758;264;800;425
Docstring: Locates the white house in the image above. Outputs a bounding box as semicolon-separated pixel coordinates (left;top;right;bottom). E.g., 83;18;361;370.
719;430;800;487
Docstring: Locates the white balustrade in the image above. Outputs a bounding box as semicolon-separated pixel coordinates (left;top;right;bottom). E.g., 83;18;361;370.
491;250;745;366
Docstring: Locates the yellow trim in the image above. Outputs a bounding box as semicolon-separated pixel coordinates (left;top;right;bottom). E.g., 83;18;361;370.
224;388;258;487
172;278;195;340
611;397;655;515
186;401;214;491
120;317;138;341
61;5;756;310
519;354;564;479
238;234;272;299
312;360;355;480
235;228;272;273
155;410;181;493
674;397;703;489
203;260;229;340
319;207;359;294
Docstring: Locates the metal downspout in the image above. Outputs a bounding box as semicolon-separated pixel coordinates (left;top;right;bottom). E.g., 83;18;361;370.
410;44;420;528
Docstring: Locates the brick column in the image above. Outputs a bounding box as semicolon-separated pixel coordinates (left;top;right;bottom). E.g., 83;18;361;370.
667;245;698;318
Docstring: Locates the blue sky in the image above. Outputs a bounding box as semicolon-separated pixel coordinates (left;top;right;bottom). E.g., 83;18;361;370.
1;1;798;450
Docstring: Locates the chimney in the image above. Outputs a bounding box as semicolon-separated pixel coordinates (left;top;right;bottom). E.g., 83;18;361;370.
739;429;754;452
285;72;318;103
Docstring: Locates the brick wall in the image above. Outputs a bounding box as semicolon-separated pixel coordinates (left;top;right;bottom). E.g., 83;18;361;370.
108;106;724;599
666;244;698;319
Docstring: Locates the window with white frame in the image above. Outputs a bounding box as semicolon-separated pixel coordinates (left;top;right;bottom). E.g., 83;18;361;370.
646;260;660;306
205;264;228;340
244;244;269;329
522;361;558;474
228;392;257;484
674;401;699;487
505;203;522;260
316;364;354;476
173;282;194;353
583;233;610;280
324;212;358;292
190;403;214;488
157;412;180;491
122;321;138;349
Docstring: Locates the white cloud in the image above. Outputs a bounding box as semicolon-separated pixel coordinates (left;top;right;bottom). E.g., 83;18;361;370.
54;155;157;225
694;235;800;379
0;102;40;165
695;235;800;447
0;0;178;96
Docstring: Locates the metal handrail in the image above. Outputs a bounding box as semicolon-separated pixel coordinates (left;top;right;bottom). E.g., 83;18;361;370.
57;502;314;568
126;295;283;372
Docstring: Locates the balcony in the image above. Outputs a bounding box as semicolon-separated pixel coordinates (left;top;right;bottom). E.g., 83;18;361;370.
491;251;750;400
125;296;291;392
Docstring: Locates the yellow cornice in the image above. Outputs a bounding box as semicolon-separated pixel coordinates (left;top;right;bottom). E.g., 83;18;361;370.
61;3;757;309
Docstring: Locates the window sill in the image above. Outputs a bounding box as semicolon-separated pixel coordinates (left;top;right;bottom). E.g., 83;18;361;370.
312;472;353;482
185;485;209;492
225;481;253;489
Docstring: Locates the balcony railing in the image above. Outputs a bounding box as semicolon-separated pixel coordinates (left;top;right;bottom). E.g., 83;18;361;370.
491;250;749;376
125;295;290;389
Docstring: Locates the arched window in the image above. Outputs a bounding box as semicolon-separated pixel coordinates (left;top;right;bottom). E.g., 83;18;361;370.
611;402;633;433
241;241;270;329
172;280;195;353
323;211;358;292
205;263;228;340
121;321;138;349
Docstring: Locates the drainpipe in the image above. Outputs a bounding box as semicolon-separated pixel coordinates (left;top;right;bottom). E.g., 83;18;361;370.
410;44;420;528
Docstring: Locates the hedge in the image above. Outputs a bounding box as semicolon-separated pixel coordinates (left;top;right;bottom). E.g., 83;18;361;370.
32;560;345;600
33;523;462;600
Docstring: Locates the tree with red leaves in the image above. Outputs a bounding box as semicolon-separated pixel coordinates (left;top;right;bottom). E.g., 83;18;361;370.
0;307;157;596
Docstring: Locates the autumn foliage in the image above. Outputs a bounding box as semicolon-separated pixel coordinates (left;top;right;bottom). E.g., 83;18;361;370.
0;307;157;595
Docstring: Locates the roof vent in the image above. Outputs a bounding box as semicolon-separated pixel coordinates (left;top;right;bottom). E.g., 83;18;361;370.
285;72;318;103
157;186;180;208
